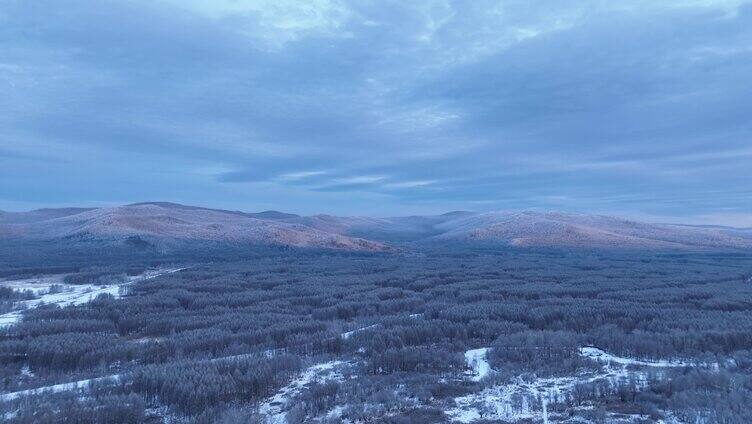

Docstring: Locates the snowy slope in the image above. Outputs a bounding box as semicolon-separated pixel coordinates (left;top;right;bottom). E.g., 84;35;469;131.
0;203;388;251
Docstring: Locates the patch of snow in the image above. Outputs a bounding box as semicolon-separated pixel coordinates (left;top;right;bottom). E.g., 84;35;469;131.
657;411;689;424
209;347;287;364
464;348;492;382
450;409;482;423
1;342;295;404
0;275;64;294
340;313;421;342
447;374;579;423
0;311;22;328
325;405;346;420
258;360;348;424
216;320;388;363
580;347;692;368
20;366;33;378
0;268;186;328
0;375;121;402
447;346;711;423
341;324;379;340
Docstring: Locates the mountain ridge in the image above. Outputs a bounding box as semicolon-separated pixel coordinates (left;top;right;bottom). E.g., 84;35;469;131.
1;203;750;252
0;203;386;252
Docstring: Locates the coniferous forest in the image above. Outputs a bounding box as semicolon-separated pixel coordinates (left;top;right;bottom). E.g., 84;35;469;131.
1;243;751;423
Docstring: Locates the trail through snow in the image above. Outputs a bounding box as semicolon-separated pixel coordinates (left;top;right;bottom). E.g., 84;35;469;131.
340;313;422;341
464;348;491;382
341;324;379;340
579;346;693;367
0;375;121;402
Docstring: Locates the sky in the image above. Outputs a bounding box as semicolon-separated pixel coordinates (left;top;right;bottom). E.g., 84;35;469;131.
1;0;751;225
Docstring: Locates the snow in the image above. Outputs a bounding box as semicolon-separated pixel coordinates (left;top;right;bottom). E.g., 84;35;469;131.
0;375;121;402
0;268;185;328
325;405;346;420
208;348;283;363
0;277;55;295
657;411;690;424
258;360;348;424
340;312;423;341
464;348;492;382
0;311;23;328
447;374;578;423
341;324;379;340
450;409;482;423
215;321;384;363
446;346;710;423
20;366;33;378
580;346;692;367
0;343;316;403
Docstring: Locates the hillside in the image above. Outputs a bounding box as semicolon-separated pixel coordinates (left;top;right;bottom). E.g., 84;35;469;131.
430;211;752;250
285;211;752;250
0;203;386;252
2;203;750;251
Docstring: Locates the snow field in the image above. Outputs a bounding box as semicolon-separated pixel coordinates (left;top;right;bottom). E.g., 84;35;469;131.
0;268;185;328
447;346;705;423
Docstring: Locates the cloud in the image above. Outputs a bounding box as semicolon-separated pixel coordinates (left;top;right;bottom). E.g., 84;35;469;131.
1;0;751;223
384;180;437;189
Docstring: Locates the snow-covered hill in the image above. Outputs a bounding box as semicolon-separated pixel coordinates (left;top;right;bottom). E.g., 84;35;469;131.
0;203;387;252
2;203;750;251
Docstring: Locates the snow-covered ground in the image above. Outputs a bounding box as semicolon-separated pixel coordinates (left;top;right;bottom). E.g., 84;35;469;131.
1;346;304;404
0;311;23;328
217;321;391;363
446;347;704;423
258;360;349;424
0;268;186;403
341;313;422;341
0;375;121;402
0;268;185;328
3;310;509;415
464;348;492;382
341;324;379;340
579;347;692;368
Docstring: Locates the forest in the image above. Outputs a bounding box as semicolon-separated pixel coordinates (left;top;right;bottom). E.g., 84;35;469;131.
1;244;752;423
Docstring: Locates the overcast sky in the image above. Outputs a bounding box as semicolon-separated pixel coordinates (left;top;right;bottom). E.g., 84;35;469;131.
1;1;751;225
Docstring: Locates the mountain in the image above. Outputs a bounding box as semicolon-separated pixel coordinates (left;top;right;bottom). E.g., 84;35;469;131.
1;203;750;252
0;203;386;252
429;211;752;250
283;210;752;250
128;202;299;220
0;207;96;224
245;210;301;220
283;213;469;242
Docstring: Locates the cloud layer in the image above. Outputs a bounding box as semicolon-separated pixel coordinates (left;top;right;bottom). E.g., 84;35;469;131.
1;0;751;223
